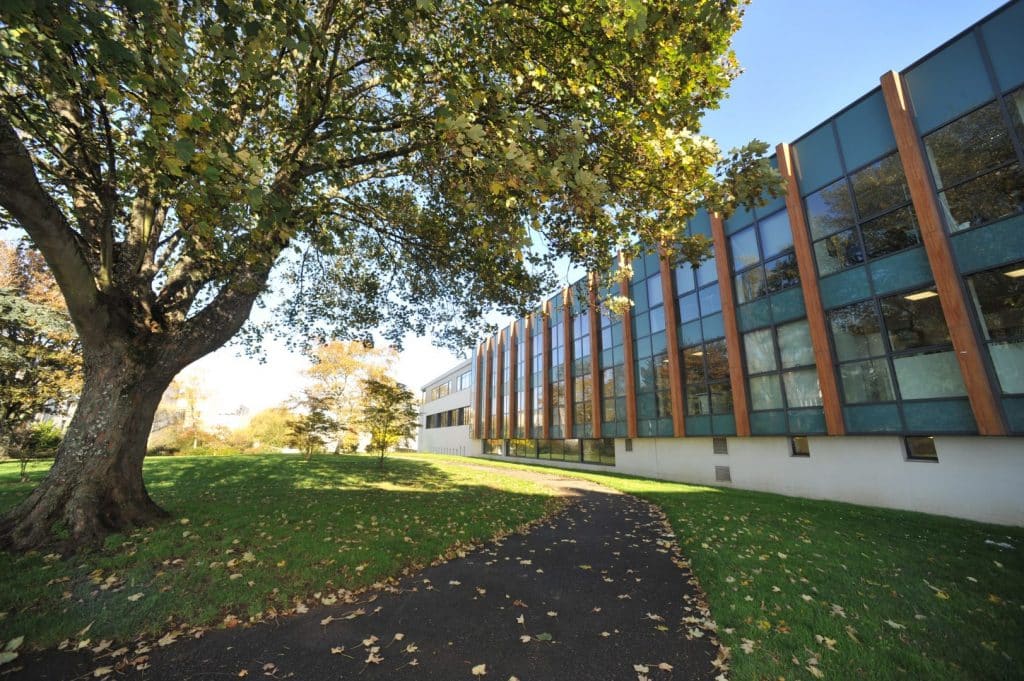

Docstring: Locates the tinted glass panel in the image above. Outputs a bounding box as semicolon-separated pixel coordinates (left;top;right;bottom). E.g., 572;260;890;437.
675;266;695;294
764;253;800;293
735;268;765;305
678;293;699;323
749;374;784;410
705;340;729;381
892;350;967;399
783;369;823;407
646;273;663;308
683;347;705;385
698;283;722;315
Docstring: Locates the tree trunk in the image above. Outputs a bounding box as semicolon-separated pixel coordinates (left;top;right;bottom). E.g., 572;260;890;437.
0;348;173;552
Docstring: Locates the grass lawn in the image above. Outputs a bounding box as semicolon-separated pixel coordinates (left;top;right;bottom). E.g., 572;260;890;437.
411;454;1024;681
0;454;559;650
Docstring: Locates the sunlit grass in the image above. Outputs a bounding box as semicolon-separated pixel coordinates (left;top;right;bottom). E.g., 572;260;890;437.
414;454;1024;681
0;454;559;650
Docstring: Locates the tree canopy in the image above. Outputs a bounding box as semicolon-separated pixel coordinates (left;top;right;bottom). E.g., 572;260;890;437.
0;0;780;550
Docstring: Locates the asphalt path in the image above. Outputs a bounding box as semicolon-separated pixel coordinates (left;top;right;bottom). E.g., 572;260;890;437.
21;466;724;681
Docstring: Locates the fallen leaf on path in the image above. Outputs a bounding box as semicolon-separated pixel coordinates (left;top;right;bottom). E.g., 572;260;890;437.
471;663;487;676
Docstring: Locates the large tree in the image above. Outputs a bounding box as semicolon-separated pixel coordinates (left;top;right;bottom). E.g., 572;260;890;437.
0;0;779;549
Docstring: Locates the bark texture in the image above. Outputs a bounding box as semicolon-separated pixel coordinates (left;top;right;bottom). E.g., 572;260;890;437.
0;347;175;551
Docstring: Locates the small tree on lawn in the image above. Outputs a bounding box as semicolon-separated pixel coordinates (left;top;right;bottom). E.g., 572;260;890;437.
287;392;337;461
360;379;418;467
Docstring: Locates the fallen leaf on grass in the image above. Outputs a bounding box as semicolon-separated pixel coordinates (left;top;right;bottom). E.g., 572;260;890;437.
93;667;113;678
127;593;144;602
740;639;756;654
883;619;905;630
157;632;179;647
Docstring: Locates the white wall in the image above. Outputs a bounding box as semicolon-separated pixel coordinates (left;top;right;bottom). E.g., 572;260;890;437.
614;435;1024;526
418;359;476;456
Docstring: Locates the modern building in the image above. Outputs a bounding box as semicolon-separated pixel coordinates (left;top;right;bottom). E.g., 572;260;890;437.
418;0;1024;526
420;359;475;456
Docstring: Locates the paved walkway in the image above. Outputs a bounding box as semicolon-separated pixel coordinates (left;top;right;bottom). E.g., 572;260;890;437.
25;467;723;680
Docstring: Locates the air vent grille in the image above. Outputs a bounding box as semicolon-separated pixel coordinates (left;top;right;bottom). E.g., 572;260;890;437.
625;438;633;452
712;437;728;454
714;465;732;482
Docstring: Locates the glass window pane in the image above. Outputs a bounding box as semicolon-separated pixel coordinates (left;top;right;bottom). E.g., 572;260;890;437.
989;341;1024;393
710;383;733;414
778;319;815;368
686;385;709;416
678;292;699;323
830;301;886;361
730;226;760;271
1011;88;1024;144
764;253;800;293
879;289;951;352
814;228;864;276
749;374;784;411
805;178;856;239
840;359;896;403
649;305;665;333
698;283;722;316
967;264;1024;341
646;273;663;308
705;340;730;381
938;162;1024;233
757;210;793;259
850;153;911;219
783;369;823;407
861;206;921;258
743;328;777;374
683;347;706;385
924;100;1016;189
675;265;695;294
696;249;718;286
892;350;967;399
734;267;766;305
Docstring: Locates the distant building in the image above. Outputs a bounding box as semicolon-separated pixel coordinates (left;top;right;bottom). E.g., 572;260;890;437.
418;0;1024;527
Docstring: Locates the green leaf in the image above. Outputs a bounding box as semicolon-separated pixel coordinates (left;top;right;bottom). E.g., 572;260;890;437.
174;138;196;163
3;637;23;653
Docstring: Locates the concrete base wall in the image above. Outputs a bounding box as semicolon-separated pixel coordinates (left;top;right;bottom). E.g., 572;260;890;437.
613;435;1024;526
418;425;476;457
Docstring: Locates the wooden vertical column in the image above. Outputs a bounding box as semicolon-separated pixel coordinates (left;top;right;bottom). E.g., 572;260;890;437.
620;253;639;439
777;143;846;435
881;70;1006;435
474;344;484;439
542;300;553;439
563;288;574;438
495;329;505;439
523;314;533;439
508;322;518;438
709;214;752;436
588;275;603;439
659;252;687;437
483;337;493;439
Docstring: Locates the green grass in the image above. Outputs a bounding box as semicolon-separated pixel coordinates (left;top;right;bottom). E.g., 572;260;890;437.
412;454;1024;681
0;454;559;649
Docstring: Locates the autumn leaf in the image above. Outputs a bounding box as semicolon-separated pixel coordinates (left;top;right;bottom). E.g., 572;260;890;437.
633;664;649;673
471;663;487;676
93;667;113;677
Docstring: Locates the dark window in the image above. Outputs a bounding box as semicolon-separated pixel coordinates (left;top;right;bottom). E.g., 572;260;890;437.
905;436;938;461
791;436;810;457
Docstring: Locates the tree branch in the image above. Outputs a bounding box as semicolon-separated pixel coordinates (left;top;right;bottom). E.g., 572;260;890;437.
0;114;104;342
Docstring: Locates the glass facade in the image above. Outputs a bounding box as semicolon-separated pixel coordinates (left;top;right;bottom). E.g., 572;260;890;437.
455;2;1024;454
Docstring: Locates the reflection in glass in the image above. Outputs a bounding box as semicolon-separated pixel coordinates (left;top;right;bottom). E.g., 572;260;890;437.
938;162;1024;232
879;290;951;351
840;359;896;403
764;253;800;293
830;301;886;361
734;267;766;304
850;153;911;219
698;283;722;315
646;273;663;308
710;383;733;414
696;249;718;286
924;100;1016;189
860;206;922;258
705;339;730;381
966;263;1024;394
678;293;699;323
683;346;706;385
675;265;696;294
805;178;856;239
814;228;864;275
